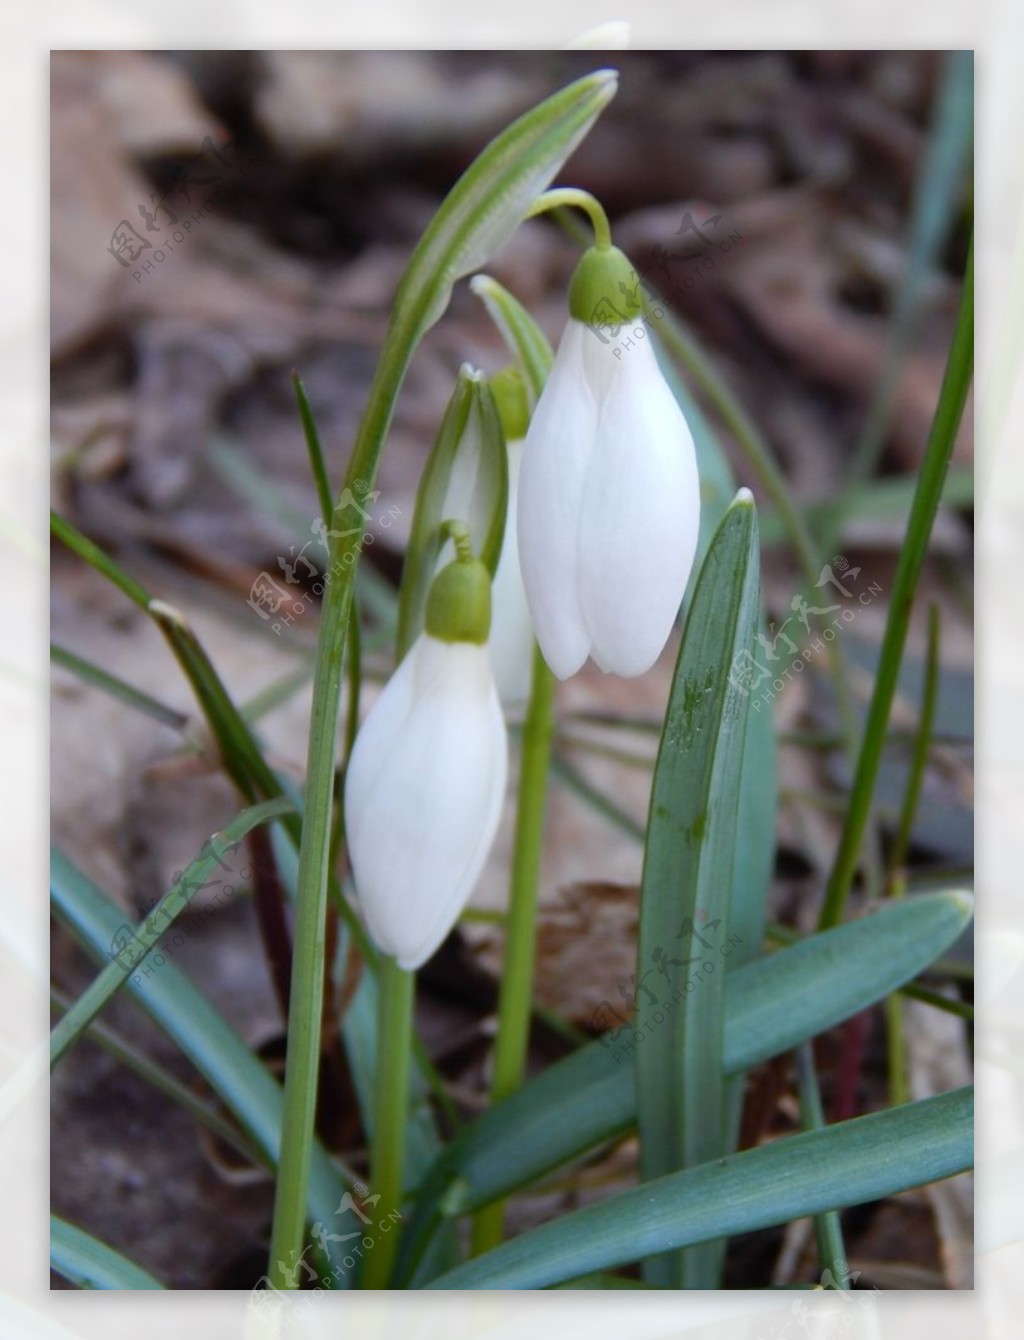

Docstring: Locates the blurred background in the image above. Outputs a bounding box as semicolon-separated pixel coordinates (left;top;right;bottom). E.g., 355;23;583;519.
51;50;973;1289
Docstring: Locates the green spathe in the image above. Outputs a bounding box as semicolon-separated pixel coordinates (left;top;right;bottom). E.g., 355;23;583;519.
568;244;643;325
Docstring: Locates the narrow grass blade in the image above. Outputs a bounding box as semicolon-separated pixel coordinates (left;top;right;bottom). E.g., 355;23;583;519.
886;602;942;1105
425;1087;973;1289
819;238;973;929
888;602;942;888
51;642;189;730
635;490;760;1287
50;1216;164;1290
292;371;334;522
396;888;972;1280
50;798;293;1068
50;848;355;1281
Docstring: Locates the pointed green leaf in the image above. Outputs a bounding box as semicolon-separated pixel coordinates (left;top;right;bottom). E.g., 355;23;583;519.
392;70;618;344
50;1215;164;1290
635;490;760;1286
426;1087;973;1288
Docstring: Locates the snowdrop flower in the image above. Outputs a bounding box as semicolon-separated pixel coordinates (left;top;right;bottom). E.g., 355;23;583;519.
344;529;507;970
487;367;535;707
517;243;700;679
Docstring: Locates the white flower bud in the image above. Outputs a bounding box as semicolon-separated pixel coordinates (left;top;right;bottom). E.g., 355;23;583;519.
344;626;507;970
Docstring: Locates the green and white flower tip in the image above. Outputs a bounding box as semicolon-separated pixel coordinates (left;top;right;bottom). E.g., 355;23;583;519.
517;242;701;679
344;527;508;971
488;367;535;707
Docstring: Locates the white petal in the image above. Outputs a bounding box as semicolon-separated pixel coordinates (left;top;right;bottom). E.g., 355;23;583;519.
489;439;535;706
577;332;700;677
516;320;596;679
343;637;508;969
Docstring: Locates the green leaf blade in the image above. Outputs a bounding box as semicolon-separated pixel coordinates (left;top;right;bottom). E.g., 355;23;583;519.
635;489;760;1286
50;1215;165;1290
426;1087;973;1289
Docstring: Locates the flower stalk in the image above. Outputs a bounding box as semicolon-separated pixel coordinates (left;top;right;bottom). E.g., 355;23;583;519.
471;642;556;1254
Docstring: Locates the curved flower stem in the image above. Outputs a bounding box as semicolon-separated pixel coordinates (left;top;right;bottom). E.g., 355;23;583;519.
471;646;556;1255
363;957;415;1288
526;188;612;250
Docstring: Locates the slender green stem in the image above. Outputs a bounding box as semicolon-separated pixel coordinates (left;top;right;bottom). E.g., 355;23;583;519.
268;325;414;1288
526;188;612;250
471;646;556;1254
886;603;942;1107
343;594;363;765
363;958;415;1288
887;604;942;892
819;238;973;931
794;1042;849;1286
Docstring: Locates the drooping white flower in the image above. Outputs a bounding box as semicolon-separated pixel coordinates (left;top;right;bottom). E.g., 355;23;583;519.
344;539;507;970
517;244;701;679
